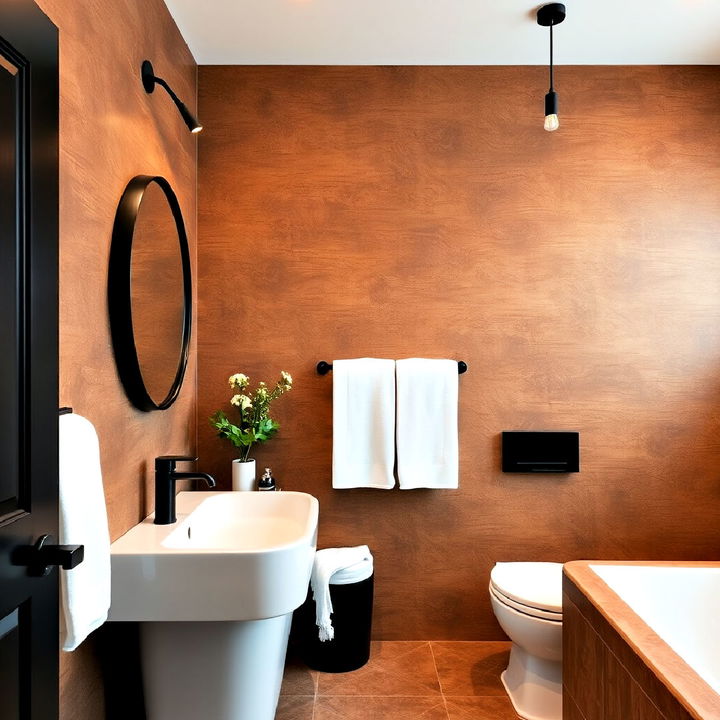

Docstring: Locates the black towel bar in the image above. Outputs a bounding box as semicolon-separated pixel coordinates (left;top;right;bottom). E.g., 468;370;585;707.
58;407;73;415
316;360;467;375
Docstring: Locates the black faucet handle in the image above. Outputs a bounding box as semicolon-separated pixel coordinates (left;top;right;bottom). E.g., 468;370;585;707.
156;455;198;463
155;456;199;474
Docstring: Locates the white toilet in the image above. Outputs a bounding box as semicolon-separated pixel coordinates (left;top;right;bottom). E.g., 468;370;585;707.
489;562;564;720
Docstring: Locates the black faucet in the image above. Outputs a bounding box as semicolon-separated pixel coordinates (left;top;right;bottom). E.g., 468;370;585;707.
154;456;216;525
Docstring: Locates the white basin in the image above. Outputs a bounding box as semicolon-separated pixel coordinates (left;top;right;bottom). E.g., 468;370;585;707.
109;491;318;622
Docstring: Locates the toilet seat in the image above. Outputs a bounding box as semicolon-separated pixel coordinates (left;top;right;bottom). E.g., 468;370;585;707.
490;562;563;615
489;583;562;622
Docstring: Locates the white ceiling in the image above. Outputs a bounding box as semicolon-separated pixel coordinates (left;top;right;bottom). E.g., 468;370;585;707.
165;0;720;66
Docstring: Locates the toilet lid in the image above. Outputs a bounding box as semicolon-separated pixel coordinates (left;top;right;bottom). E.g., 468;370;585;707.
490;562;563;613
489;583;562;621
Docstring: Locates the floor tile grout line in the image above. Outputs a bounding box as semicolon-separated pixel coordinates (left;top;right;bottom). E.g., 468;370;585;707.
310;693;512;698
279;641;516;717
428;641;451;720
312;670;318;720
315;694;450;698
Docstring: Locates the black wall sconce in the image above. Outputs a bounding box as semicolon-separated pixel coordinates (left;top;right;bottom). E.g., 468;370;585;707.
141;60;202;134
536;3;565;132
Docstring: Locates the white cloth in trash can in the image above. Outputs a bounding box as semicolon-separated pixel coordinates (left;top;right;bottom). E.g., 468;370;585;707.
310;546;373;642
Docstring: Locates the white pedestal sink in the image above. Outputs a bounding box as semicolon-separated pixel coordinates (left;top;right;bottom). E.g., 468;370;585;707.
109;491;319;720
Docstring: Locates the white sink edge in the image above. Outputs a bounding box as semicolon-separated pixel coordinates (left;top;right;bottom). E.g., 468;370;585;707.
111;490;319;555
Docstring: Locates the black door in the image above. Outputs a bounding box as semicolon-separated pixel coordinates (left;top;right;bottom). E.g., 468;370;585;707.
0;1;59;718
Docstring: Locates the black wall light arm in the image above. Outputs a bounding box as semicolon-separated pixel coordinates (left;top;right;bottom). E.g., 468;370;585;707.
141;60;202;134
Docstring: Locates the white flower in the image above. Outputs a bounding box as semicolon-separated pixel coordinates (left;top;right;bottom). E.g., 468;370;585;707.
230;394;252;410
229;373;249;389
279;370;293;390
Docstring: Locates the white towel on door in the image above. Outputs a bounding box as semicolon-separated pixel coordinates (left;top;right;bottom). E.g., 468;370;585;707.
332;358;396;489
59;413;111;651
396;358;459;489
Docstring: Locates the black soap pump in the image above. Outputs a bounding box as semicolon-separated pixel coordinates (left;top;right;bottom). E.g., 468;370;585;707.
258;467;276;491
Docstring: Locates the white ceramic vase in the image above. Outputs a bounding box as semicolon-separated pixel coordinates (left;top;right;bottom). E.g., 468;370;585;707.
232;459;256;492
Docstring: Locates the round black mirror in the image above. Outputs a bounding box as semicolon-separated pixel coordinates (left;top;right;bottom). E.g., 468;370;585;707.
108;175;192;411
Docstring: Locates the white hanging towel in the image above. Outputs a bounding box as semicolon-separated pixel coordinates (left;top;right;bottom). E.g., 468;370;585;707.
332;358;396;489
396;358;459;489
311;545;373;641
58;413;111;651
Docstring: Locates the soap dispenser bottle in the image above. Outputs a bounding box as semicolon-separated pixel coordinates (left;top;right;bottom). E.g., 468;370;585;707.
258;467;276;491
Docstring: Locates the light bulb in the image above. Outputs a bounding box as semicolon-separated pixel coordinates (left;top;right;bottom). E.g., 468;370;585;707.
544;113;559;132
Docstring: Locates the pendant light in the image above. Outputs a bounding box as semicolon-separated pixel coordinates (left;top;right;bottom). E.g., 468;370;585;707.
536;3;566;132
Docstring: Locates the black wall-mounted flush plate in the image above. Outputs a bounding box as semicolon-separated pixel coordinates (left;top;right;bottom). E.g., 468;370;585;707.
502;431;579;473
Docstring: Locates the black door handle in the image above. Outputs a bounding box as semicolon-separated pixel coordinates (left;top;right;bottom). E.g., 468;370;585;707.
13;534;85;577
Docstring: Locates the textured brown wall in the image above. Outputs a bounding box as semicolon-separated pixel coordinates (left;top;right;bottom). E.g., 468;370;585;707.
34;0;197;716
198;66;720;641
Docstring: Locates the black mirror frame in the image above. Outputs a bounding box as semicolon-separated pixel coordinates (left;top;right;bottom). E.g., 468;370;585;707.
108;175;192;412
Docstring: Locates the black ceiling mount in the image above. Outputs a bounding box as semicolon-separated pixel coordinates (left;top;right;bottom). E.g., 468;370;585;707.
536;3;566;26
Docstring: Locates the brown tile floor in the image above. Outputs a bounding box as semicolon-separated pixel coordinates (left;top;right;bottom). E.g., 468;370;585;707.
278;641;519;720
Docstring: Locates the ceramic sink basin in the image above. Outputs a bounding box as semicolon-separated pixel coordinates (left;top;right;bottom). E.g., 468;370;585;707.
109;491;318;622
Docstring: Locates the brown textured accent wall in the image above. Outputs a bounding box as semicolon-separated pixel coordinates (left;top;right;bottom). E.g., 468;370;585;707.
34;0;197;717
198;66;720;641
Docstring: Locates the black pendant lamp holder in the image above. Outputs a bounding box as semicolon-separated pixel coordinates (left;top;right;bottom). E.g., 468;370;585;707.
536;2;565;27
141;60;202;134
536;3;565;131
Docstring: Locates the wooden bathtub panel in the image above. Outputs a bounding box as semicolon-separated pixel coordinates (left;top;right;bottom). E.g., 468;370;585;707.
604;652;667;720
563;595;605;720
564;580;681;718
563;693;588;720
563;564;712;720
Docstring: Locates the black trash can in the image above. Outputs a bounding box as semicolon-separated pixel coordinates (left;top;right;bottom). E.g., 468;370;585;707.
293;558;374;673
